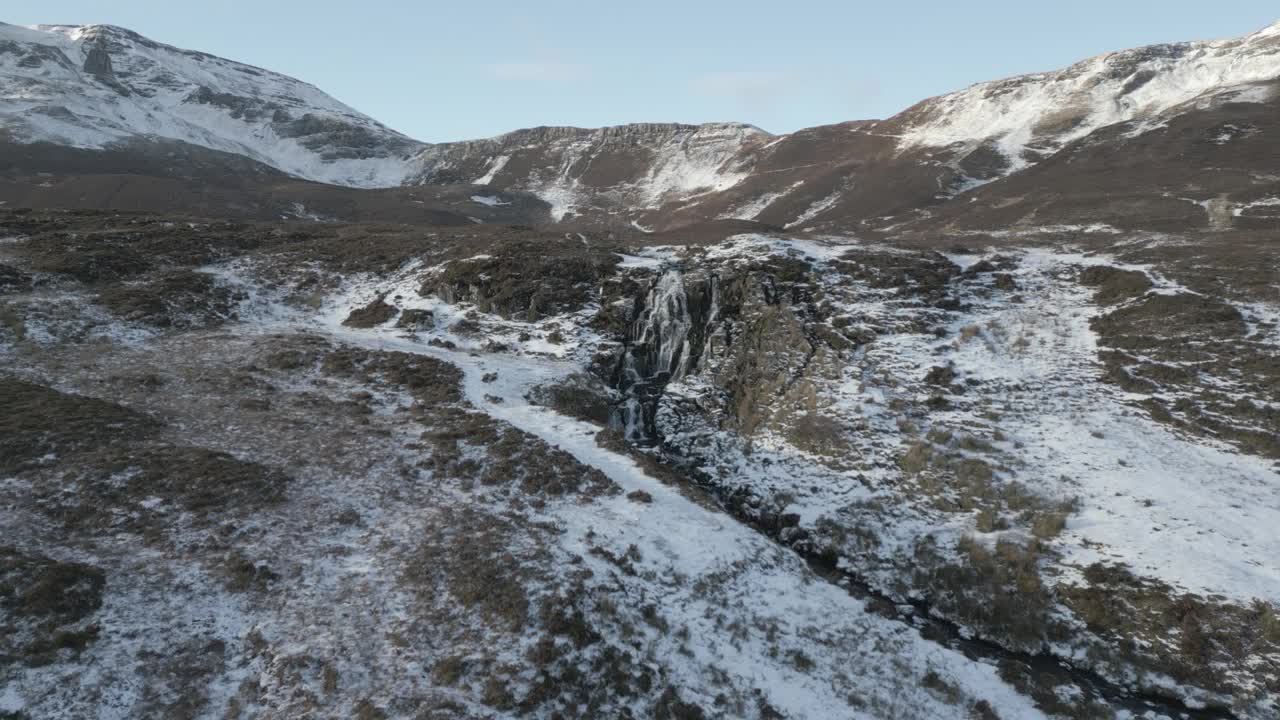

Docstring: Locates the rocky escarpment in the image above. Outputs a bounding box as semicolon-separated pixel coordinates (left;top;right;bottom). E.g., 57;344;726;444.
574;238;1279;719
599;246;958;448
409;122;769;223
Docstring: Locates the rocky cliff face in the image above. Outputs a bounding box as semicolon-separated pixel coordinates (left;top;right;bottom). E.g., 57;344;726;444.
571;236;1280;718
408;122;770;223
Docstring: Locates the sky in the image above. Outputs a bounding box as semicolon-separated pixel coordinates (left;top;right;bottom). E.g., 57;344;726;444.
5;1;1279;143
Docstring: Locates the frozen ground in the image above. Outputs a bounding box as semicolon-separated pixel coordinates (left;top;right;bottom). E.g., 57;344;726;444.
850;248;1279;601
288;271;1051;719
2;215;1275;718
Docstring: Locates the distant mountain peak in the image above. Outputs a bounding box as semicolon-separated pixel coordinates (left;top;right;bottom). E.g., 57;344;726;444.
4;18;1280;233
0;21;425;187
893;19;1280;169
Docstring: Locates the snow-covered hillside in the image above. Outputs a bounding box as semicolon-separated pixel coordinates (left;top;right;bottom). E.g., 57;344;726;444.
0;22;424;187
409;122;770;222
3;18;1280;227
895;21;1280;169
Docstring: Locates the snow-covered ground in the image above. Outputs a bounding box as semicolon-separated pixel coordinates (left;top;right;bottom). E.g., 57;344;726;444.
912;250;1279;601
254;270;1053;720
4;226;1274;717
249;236;1276;714
703;240;1280;604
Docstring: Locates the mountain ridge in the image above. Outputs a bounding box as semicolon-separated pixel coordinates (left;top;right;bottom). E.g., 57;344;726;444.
2;18;1279;232
0;21;425;187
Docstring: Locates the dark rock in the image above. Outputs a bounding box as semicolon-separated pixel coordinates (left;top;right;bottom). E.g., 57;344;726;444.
0;547;106;666
82;41;113;79
427;239;620;321
626;490;654;504
527;373;615;425
924;365;958;387
342;297;398;328
0;263;32;293
98;269;242;329
394;308;434;331
1093;293;1245;340
1079;266;1153;304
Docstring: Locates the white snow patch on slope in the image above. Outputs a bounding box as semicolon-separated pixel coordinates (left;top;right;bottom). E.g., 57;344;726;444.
680;238;1280;606
904;249;1280;601
0;23;422;187
1233;196;1280;216
719;180;805;221
900;22;1280;167
412;123;768;221
629;123;764;208
785;191;842;229
472;154;509;185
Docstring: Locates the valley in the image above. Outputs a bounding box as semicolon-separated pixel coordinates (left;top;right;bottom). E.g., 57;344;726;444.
1;15;1278;720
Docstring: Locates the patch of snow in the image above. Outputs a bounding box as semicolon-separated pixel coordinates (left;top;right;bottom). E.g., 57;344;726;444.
785;191;842;229
472;154;510;185
614;252;667;270
469;194;510;207
295;276;1050;720
0;684;23;714
536;183;580;223
283;203;332;222
413;123;768;221
904;249;1280;601
950;224;1123;238
899;23;1280;169
719;180;805;221
1233;196;1280;216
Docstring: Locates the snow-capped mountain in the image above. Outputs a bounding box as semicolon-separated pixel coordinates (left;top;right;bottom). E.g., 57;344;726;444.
409;122;771;223
893;20;1280;169
2;19;1279;231
0;22;425;187
406;21;1280;231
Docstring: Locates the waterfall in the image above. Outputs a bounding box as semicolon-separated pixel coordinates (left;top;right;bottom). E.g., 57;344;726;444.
611;268;719;445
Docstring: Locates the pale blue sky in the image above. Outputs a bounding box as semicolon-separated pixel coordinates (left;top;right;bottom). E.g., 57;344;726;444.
6;1;1278;142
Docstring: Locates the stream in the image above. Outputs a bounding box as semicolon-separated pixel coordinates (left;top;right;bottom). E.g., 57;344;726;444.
305;307;1235;720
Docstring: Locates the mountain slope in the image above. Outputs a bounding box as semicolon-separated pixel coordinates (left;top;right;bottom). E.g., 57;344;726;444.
2;19;1279;233
0;22;424;187
407;21;1280;232
894;21;1280;169
409;122;769;223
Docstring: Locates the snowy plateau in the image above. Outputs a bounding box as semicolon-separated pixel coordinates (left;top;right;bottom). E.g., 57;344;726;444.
1;16;1279;720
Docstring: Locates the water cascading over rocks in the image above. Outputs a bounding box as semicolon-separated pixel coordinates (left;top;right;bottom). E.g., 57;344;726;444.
611;268;720;445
